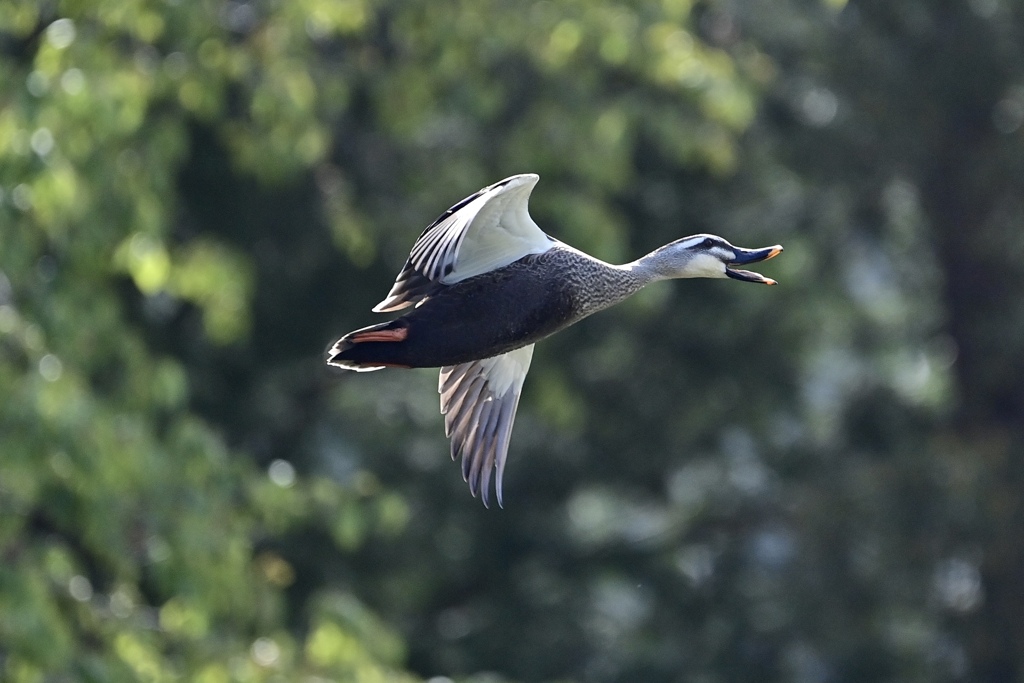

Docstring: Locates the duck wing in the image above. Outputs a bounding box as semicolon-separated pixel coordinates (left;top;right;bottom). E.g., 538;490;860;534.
373;174;553;313
438;344;534;508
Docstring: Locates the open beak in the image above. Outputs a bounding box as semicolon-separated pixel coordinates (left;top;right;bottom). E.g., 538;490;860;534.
725;245;783;285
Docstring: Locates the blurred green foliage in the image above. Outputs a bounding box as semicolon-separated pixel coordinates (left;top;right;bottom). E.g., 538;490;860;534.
3;0;1024;682
0;0;414;680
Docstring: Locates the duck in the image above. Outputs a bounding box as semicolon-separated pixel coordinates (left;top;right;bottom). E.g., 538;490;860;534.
326;174;782;508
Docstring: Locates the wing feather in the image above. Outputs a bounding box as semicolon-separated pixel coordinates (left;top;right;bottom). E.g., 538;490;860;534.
373;174;552;313
474;400;503;508
459;397;489;484
437;344;535;508
493;396;520;506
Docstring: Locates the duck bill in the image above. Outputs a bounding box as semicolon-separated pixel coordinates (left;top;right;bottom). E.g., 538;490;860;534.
725;245;783;285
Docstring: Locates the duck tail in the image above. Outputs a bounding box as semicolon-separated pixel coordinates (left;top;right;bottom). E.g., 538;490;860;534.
325;320;412;372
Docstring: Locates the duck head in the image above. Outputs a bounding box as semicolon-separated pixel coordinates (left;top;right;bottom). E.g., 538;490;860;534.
641;234;783;285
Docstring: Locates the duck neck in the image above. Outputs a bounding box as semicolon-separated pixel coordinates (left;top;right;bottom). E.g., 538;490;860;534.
546;246;649;319
621;247;684;285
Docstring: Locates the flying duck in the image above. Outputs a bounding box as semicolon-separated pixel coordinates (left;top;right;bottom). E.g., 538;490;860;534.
326;174;782;508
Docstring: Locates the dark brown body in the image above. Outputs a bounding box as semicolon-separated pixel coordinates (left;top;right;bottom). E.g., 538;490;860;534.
330;247;643;369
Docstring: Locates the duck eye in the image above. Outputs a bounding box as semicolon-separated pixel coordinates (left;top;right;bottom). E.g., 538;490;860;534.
702;239;715;249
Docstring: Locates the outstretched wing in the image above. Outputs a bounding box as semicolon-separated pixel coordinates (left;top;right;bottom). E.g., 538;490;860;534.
438;344;535;508
374;174;552;313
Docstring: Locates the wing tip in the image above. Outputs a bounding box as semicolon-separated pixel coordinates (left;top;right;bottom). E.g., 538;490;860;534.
488;173;540;200
500;172;540;188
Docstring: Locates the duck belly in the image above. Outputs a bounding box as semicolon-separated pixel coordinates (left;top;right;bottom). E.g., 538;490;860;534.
395;264;580;367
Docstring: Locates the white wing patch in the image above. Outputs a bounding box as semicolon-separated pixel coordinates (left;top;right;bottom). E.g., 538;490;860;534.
373;174;552;313
438;344;535;508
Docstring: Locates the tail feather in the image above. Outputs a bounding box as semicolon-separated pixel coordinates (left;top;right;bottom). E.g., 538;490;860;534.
325;320;410;371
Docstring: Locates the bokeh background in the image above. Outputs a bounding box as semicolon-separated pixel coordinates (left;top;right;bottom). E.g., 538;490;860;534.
3;0;1024;681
